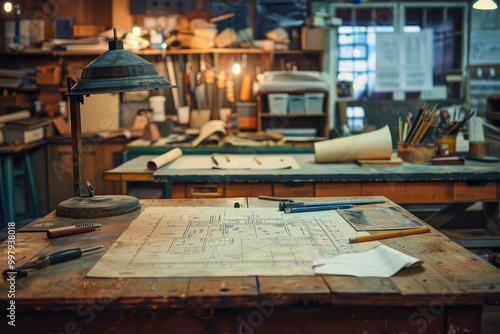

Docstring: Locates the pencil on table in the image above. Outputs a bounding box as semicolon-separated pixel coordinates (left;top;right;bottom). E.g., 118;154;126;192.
348;227;430;243
398;117;402;142
253;156;262;165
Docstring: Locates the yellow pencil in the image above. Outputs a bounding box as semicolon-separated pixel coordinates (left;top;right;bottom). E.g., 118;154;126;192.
253;156;262;165
348;227;430;244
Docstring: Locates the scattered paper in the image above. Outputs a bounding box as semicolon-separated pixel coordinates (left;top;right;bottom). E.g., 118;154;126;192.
313;244;422;277
314;125;393;163
211;154;296;170
167;154;300;170
191;120;227;147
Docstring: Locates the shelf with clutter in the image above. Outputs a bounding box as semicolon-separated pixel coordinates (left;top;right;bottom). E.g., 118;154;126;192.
0;0;330;135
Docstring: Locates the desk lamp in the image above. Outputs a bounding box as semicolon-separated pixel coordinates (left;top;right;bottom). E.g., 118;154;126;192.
56;29;177;218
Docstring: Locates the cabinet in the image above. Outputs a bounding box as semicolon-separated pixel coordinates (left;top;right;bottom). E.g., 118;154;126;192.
256;88;329;139
46;137;128;211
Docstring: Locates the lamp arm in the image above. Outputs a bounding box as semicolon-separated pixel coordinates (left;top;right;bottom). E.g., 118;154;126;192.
67;78;84;197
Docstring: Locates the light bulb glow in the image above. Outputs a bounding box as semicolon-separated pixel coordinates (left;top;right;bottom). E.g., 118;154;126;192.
132;26;142;37
473;0;498;10
232;63;241;75
4;2;13;12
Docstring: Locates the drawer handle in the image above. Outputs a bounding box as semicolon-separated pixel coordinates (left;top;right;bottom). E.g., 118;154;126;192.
188;185;223;197
281;182;306;188
464;180;488;187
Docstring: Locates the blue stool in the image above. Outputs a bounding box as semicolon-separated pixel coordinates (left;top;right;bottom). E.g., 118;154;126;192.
0;144;41;227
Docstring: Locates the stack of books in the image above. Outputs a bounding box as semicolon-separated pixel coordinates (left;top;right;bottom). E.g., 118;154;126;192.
0;67;37;89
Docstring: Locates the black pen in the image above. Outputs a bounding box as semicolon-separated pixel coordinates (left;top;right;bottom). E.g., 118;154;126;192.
211;155;219;166
284;204;353;213
259;195;294;202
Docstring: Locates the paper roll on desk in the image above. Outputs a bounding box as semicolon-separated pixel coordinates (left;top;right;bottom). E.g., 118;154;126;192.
147;148;183;171
314;125;393;163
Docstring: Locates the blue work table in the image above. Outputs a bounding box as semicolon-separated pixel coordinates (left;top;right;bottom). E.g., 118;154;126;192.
103;153;500;231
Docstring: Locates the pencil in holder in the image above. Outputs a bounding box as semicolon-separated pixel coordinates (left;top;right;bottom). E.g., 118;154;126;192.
397;142;436;164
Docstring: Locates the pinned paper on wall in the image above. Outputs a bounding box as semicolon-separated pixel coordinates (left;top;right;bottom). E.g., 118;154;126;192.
314;125;393;163
375;30;433;92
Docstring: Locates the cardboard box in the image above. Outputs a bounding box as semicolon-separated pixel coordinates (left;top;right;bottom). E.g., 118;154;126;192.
36;65;62;85
4;117;49;144
301;26;326;50
73;25;106;38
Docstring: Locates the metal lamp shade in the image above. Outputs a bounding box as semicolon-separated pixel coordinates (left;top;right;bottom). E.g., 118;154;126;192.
67;38;176;95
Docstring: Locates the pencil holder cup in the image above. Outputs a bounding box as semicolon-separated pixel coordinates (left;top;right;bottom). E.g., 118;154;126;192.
397;142;436;164
435;135;456;156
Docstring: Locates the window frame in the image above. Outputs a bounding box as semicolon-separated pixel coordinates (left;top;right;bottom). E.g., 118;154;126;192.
329;2;470;102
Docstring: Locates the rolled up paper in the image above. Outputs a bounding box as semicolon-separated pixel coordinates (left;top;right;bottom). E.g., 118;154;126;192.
314;125;393;163
147;148;183;171
0;110;31;124
0;110;31;145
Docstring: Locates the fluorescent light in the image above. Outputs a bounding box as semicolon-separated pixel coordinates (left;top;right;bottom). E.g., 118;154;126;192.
473;0;498;10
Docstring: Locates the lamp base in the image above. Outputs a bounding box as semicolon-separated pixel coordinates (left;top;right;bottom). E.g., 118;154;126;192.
56;195;141;219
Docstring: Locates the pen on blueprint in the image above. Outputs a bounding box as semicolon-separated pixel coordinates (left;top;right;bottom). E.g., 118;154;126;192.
278;199;386;211
284;204;353;214
348;227;430;244
211;155;219;166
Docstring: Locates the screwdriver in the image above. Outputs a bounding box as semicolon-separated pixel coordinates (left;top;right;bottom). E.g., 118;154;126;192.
46;245;104;265
3;245;103;278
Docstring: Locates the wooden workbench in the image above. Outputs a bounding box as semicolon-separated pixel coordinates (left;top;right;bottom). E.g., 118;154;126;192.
103;154;500;228
1;197;499;333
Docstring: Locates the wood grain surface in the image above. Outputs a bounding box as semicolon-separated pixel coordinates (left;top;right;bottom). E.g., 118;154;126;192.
1;197;499;333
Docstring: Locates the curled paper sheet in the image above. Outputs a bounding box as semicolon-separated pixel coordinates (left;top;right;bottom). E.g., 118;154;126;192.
312;244;422;277
147;148;183;171
314;125;393;163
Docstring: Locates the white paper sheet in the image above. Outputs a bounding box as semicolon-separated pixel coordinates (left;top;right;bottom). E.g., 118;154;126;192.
87;206;375;278
167;154;300;170
312;244;422;277
470;30;500;65
375;30;433;92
